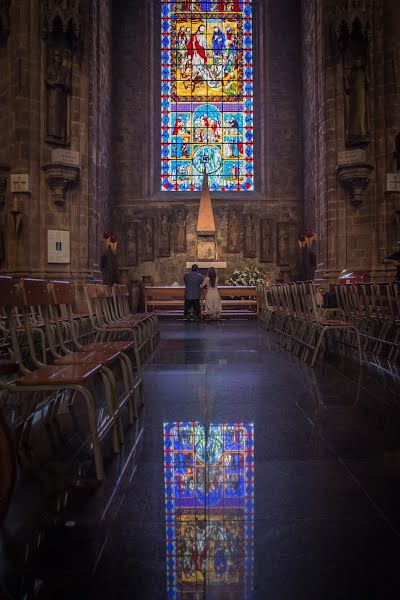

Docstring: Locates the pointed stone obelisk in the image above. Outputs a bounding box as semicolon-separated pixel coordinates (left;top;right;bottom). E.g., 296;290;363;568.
195;169;218;261
197;170;216;235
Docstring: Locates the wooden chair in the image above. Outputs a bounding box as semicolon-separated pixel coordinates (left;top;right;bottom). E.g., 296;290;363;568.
51;280;144;420
0;276;114;481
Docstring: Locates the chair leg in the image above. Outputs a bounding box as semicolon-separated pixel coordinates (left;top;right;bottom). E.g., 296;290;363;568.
353;328;363;365
100;368;121;451
311;327;327;367
80;386;105;481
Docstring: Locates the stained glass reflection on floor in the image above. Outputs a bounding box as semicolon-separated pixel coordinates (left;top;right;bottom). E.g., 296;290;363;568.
164;422;254;599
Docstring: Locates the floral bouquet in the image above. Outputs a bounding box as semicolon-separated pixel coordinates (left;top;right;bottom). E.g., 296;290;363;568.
226;265;268;286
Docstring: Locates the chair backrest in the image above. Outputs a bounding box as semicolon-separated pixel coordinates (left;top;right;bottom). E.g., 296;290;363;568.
0;277;21;307
51;280;75;306
20;278;51;307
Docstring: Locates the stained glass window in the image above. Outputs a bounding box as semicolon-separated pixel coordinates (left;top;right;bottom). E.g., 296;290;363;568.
164;422;254;598
161;1;254;192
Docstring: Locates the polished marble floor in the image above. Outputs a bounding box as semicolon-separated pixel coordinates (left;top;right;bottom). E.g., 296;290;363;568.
2;321;400;599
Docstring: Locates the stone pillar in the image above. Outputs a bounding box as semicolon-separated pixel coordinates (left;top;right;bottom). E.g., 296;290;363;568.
0;0;112;294
304;0;387;283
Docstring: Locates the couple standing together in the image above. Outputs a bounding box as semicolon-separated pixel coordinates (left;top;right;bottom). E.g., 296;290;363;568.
184;264;221;321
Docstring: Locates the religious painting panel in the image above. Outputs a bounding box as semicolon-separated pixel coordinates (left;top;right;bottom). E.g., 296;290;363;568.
227;208;241;253
277;222;290;266
260;218;273;262
172;207;187;253
164;422;254;599
161;1;254;191
125;221;138;266
158;213;171;257
142;217;155;261
197;235;217;260
243;213;256;258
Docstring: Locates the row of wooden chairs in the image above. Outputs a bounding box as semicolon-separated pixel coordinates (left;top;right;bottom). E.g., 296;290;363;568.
335;283;400;362
258;282;362;366
0;278;159;483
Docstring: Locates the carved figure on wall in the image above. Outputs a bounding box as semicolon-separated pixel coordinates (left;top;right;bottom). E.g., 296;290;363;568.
260;219;273;262
126;222;138;266
344;56;369;143
227;209;240;252
244;214;256;258
173;209;186;253
158;213;170;257
46;47;72;144
277;223;289;265
142;217;154;261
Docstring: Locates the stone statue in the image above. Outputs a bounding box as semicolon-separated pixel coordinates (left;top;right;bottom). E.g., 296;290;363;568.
344;56;369;144
260;219;273;262
126;222;138;266
173;209;186;253
227;209;240;253
277;223;289;265
46;47;72;143
244;214;256;258
158;213;170;257
142;217;154;261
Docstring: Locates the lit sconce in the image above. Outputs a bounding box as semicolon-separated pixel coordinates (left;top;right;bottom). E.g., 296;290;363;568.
10;195;23;234
101;231;118;254
298;234;306;249
305;228;317;250
298;229;316;250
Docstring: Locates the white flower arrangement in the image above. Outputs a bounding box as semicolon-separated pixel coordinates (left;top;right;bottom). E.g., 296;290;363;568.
226;265;268;286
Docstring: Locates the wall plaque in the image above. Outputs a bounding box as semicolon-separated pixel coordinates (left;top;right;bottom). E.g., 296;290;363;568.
47;229;70;263
51;149;80;166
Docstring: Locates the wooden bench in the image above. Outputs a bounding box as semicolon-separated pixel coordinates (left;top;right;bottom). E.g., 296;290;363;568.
144;286;258;318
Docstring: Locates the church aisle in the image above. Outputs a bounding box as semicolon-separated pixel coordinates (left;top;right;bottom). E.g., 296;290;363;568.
89;321;400;599
3;321;400;599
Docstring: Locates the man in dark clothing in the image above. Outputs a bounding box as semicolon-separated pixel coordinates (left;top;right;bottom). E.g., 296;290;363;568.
383;241;400;281
184;264;204;321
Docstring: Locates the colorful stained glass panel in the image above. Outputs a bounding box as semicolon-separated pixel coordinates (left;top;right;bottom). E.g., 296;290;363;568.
161;1;254;191
164;422;254;598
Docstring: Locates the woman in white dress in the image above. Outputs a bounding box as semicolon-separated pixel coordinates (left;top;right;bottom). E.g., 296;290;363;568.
201;267;221;320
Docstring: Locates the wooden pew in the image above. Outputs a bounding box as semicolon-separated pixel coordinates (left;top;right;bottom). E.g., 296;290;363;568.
217;286;258;317
144;286;258;318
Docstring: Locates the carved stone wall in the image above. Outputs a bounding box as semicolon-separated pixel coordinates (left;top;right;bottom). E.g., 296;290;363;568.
302;0;400;283
112;0;304;285
0;0;112;296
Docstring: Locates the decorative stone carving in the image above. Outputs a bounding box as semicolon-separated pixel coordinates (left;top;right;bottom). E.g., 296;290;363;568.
41;1;81;146
227;209;240;253
0;0;10;44
343;46;370;145
45;47;72;145
41;0;82;42
142;217;154;261
331;2;374;55
173;208;186;253
42;162;80;206
158;213;170;257
260;218;273;262
0;165;10;208
126;222;138;266
336;161;374;207
277;223;290;266
243;214;256;258
332;2;372;146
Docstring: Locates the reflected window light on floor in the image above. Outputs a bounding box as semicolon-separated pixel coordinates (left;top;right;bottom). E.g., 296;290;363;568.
164;421;254;598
